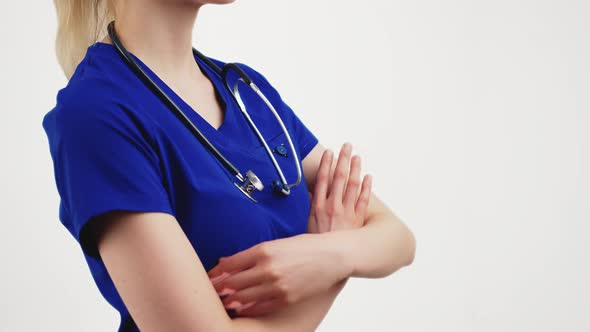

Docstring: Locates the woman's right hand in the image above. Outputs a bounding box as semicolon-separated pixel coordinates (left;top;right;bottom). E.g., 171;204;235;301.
307;143;373;234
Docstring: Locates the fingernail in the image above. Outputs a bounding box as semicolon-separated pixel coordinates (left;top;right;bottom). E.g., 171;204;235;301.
225;300;243;309
236;301;256;313
218;287;235;297
211;272;231;285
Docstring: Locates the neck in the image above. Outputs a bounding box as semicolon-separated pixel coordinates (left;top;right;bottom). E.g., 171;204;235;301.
107;0;202;79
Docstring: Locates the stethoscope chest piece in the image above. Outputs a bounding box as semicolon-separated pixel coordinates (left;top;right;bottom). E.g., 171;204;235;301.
235;170;264;202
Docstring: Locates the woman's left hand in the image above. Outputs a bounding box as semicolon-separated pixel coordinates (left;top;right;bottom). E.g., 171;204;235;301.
207;232;350;316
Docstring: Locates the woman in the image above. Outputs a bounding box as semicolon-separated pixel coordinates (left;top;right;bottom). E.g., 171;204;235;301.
43;0;416;331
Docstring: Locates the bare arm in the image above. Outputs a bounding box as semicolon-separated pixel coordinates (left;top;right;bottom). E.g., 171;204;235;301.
302;143;416;278
94;210;347;332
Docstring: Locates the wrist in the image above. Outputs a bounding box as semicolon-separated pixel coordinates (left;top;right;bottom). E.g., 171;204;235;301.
306;231;356;280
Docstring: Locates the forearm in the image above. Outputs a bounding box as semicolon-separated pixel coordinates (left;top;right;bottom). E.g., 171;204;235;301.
321;209;416;279
230;277;349;332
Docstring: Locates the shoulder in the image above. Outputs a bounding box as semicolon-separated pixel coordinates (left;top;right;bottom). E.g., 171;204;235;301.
42;50;156;144
61;44;136;106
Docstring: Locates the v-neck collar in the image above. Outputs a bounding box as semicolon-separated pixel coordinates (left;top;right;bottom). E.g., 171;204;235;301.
90;41;234;146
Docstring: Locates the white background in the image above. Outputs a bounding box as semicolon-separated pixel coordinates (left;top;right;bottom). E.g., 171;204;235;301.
0;0;588;331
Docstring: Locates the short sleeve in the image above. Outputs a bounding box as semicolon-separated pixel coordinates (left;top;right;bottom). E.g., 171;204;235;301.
237;63;320;160
42;101;175;259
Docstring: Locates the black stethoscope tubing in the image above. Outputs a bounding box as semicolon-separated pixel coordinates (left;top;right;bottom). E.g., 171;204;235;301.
107;21;245;179
107;20;308;202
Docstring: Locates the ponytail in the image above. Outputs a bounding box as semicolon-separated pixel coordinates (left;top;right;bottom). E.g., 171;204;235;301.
53;0;115;80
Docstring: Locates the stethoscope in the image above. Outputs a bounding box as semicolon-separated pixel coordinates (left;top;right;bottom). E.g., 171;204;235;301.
107;21;302;203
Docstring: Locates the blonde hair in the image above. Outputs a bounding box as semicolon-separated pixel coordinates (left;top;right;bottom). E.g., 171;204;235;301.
54;0;115;80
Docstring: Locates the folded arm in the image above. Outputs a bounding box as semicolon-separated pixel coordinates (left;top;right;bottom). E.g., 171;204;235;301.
93;142;414;331
94;210;347;332
302;143;416;279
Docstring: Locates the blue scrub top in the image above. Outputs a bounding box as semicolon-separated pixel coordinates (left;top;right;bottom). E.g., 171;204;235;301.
42;42;319;331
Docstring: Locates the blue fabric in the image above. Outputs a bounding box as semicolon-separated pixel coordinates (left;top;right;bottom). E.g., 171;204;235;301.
42;42;319;332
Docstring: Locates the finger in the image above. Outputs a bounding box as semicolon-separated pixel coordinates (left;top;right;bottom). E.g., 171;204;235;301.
327;162;335;198
355;174;372;217
222;282;277;307
235;297;285;317
312;149;333;210
208;261;233;281
342;155;361;208
234;300;257;312
327;151;337;197
209;271;233;286
225;300;256;317
214;265;269;292
307;213;318;234
329;142;353;202
207;246;262;279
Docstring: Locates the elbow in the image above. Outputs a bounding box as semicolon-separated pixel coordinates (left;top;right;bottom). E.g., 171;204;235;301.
387;219;416;276
372;216;417;279
395;213;416;268
403;226;416;267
